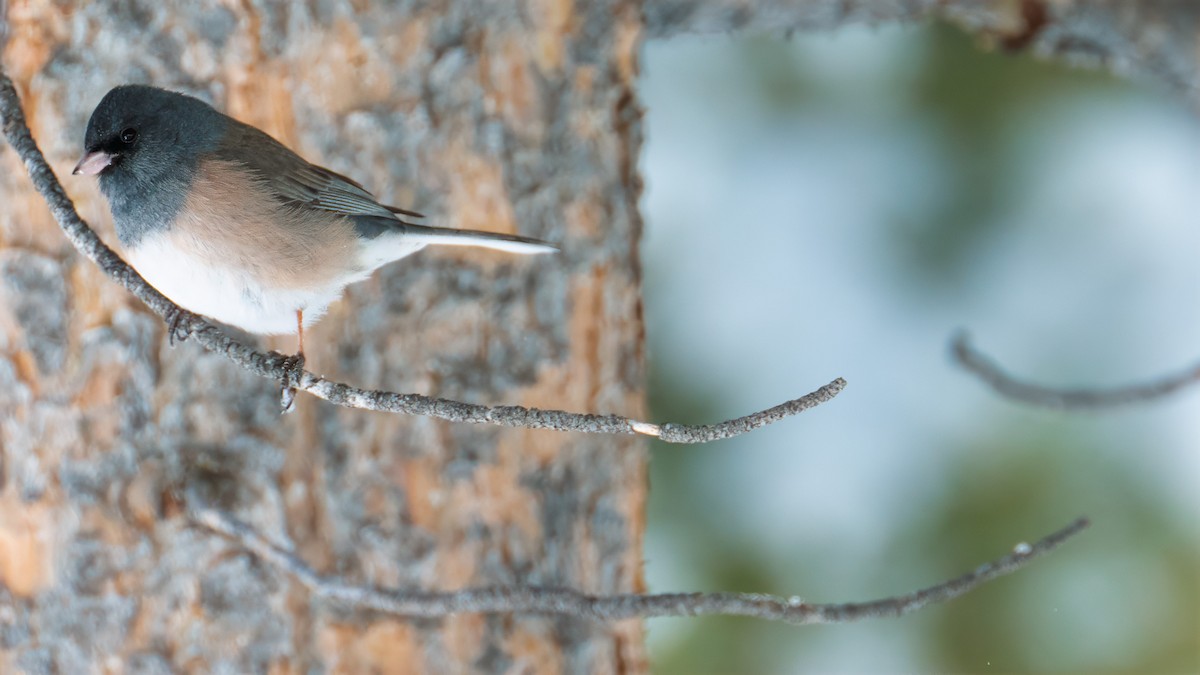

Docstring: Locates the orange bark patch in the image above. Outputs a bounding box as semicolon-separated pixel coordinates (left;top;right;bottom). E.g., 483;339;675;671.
494;425;560;474
565;263;607;410
574;65;597;98
506;622;564;675
67;262;122;336
380;18;430;72
445;147;518;238
212;1;300;148
434;536;480;590
2;0;69;84
295;18;400;116
79;506;142;550
398;455;442;532
121;461;162;530
72;351;129;451
0;147;75;254
481;36;541;137
441;614;486;667
564;189;605;240
613;11;642;83
612;618;648;673
10;350;40;395
225;69;299;151
75;354;125;407
267;658;301;675
123;591;158;655
0;494;56;596
321;620;425;675
530;0;574;73
450;459;542;547
499;263;614;467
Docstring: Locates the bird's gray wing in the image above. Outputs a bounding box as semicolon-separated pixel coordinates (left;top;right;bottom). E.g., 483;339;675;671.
215;121;423;223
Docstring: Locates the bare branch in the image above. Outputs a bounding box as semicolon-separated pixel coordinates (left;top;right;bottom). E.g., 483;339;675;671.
192;502;1089;623
0;69;843;442
644;0;927;37
952;332;1200;409
644;0;1200;106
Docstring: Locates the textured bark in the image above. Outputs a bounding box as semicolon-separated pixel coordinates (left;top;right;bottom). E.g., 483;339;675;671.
0;1;646;673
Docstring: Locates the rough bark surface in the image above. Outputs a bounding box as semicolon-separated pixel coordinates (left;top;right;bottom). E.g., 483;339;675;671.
0;1;647;673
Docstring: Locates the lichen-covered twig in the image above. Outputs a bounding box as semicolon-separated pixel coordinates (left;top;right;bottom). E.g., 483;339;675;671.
192;503;1089;623
0;69;843;441
644;0;1200;105
952;332;1200;409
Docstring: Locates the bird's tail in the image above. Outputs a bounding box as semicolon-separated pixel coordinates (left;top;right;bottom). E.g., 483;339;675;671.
401;224;557;255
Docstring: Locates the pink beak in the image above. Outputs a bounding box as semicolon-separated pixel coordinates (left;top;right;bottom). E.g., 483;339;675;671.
72;150;113;176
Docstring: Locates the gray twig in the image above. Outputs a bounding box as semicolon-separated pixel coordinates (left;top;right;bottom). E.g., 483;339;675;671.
192;503;1089;623
0;69;845;443
643;0;1200;105
952;332;1200;409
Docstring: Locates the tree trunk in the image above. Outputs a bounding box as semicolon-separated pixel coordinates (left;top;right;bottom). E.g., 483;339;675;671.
0;2;647;672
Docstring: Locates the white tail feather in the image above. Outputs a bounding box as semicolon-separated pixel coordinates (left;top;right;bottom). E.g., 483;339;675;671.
359;228;557;273
404;230;558;255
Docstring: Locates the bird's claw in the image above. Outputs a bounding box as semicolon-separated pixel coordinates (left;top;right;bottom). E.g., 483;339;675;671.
279;352;306;413
165;307;196;346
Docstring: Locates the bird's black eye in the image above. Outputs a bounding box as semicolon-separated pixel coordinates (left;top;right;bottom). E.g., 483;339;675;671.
119;127;138;144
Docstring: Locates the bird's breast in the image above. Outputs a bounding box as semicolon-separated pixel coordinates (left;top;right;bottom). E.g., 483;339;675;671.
123;158;360;334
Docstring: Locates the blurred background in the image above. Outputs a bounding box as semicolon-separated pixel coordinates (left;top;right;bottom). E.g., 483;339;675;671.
639;22;1199;674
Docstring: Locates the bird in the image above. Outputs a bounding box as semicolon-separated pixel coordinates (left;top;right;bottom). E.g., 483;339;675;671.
73;84;555;369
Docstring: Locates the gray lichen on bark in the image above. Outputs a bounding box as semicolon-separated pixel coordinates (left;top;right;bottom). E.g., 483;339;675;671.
1;1;647;671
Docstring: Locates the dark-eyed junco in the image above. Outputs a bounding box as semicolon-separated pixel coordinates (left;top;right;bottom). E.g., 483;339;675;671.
73;84;555;362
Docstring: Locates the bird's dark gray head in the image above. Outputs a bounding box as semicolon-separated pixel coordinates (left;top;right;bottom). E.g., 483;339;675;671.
76;85;228;245
77;85;226;181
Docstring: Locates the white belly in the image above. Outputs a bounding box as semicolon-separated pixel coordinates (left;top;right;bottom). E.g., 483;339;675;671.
127;233;346;335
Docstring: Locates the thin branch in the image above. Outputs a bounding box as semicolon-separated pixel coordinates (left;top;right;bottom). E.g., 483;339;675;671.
0;69;845;443
952;332;1200;409
192;503;1089;623
643;0;1200;106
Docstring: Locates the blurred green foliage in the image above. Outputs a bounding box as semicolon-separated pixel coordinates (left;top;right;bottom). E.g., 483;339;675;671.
898;25;1121;288
644;21;1198;675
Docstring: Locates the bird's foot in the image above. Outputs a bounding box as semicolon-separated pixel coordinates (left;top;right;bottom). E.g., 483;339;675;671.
165;306;197;346
279;351;306;414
